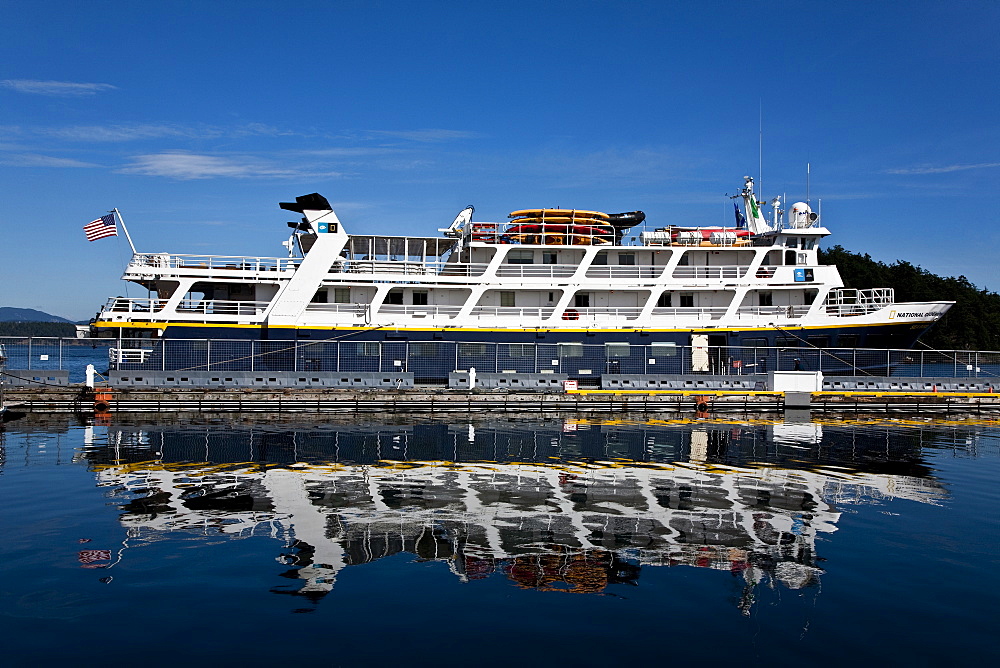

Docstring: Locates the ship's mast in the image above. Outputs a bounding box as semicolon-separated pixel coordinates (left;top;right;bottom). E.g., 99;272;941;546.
740;176;772;234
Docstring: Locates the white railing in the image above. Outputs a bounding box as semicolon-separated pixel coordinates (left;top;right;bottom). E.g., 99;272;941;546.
102;297;168;313
735;306;811;318
128;253;299;272
562;307;644;320
824;288;895;316
672;266;750;279
304;303;368;314
376;305;463;318
650;307;727;320
496;264;578;278
176;299;271;315
469;307;558;319
585;266;664;279
109;347;154;363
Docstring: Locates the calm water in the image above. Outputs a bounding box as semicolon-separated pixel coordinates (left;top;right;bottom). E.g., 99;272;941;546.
1;413;998;666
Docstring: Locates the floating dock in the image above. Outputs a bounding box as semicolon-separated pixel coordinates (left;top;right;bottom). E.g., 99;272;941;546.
4;385;999;415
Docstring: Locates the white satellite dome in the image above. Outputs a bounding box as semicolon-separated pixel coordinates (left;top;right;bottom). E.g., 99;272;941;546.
789;202;819;228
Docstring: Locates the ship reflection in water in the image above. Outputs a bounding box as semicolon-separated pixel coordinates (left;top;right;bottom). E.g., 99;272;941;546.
82;416;947;614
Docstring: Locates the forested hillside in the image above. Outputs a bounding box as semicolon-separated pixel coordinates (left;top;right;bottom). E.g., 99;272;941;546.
820;246;1000;350
0;322;77;337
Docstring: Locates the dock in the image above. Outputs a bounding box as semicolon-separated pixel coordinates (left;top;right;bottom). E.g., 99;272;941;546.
4;385;999;416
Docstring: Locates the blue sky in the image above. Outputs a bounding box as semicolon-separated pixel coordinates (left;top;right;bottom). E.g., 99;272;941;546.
2;0;998;320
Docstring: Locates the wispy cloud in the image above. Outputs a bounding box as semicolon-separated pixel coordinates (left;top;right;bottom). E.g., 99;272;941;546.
885;162;1000;175
38;122;290;142
370;129;481;143
1;79;117;96
119;151;343;180
0;153;99;167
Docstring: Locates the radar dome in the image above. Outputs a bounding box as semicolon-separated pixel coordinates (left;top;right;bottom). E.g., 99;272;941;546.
789;202;818;228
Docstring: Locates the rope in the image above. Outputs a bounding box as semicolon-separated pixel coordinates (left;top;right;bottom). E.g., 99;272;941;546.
767;323;878;376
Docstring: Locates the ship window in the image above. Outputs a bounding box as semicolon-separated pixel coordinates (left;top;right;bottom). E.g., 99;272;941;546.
656;293;672;308
593;252;608;265
838;334;860;348
542;252;557;264
776;337;800;348
678;253;689;266
508;250;534;264
807;336;830;348
618;253;635;266
680;294;694;308
507;344;534;358
743;337;768;348
412;291;428;306
650;342;677;357
333;288;351;303
500;291;516;307
606;342;630;357
785;250;797;265
558;342;584;358
311;289;327;303
410;342;441;357
385;291;404;305
758;292;773;307
459;343;487;356
356;342;380;356
574;293;591;308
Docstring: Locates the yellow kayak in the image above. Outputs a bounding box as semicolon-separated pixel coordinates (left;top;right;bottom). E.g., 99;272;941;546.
508;208;610;220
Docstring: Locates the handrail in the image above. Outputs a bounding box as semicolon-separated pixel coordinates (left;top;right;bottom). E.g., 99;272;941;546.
376;305;463;318
650;307;727;320
672;266;749;279
128;253;299;272
586;266;664;279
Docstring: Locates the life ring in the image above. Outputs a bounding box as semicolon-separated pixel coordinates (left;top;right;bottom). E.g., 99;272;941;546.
562;309;580;321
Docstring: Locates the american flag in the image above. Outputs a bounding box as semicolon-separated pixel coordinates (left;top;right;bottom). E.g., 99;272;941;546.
83;213;117;242
78;549;112;563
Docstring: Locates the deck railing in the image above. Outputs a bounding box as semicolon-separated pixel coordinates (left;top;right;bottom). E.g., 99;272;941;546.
585;266;664;279
128;253;299;272
101;298;270;317
823;288;895;316
672;266;750;279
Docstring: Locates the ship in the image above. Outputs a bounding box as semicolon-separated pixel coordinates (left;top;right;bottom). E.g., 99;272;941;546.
92;177;952;378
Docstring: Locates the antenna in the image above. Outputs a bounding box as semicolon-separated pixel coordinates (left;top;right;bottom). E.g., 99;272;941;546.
806;162;811;205
758;101;763;201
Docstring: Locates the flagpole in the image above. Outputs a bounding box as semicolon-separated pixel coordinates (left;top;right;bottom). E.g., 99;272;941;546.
112;208;137;254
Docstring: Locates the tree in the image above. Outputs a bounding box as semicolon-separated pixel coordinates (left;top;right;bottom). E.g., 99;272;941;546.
819;246;1000;350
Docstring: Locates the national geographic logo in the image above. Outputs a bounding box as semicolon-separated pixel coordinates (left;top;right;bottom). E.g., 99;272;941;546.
889;310;934;319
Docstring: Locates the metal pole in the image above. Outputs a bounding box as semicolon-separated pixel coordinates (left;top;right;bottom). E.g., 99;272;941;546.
28;337;32;370
112;208;138;254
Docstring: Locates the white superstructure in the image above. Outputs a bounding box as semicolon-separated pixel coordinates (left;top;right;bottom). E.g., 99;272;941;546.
93;178;952;355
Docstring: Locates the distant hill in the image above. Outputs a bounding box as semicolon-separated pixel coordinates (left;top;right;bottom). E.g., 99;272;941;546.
0;307;73;323
0;307;80;337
